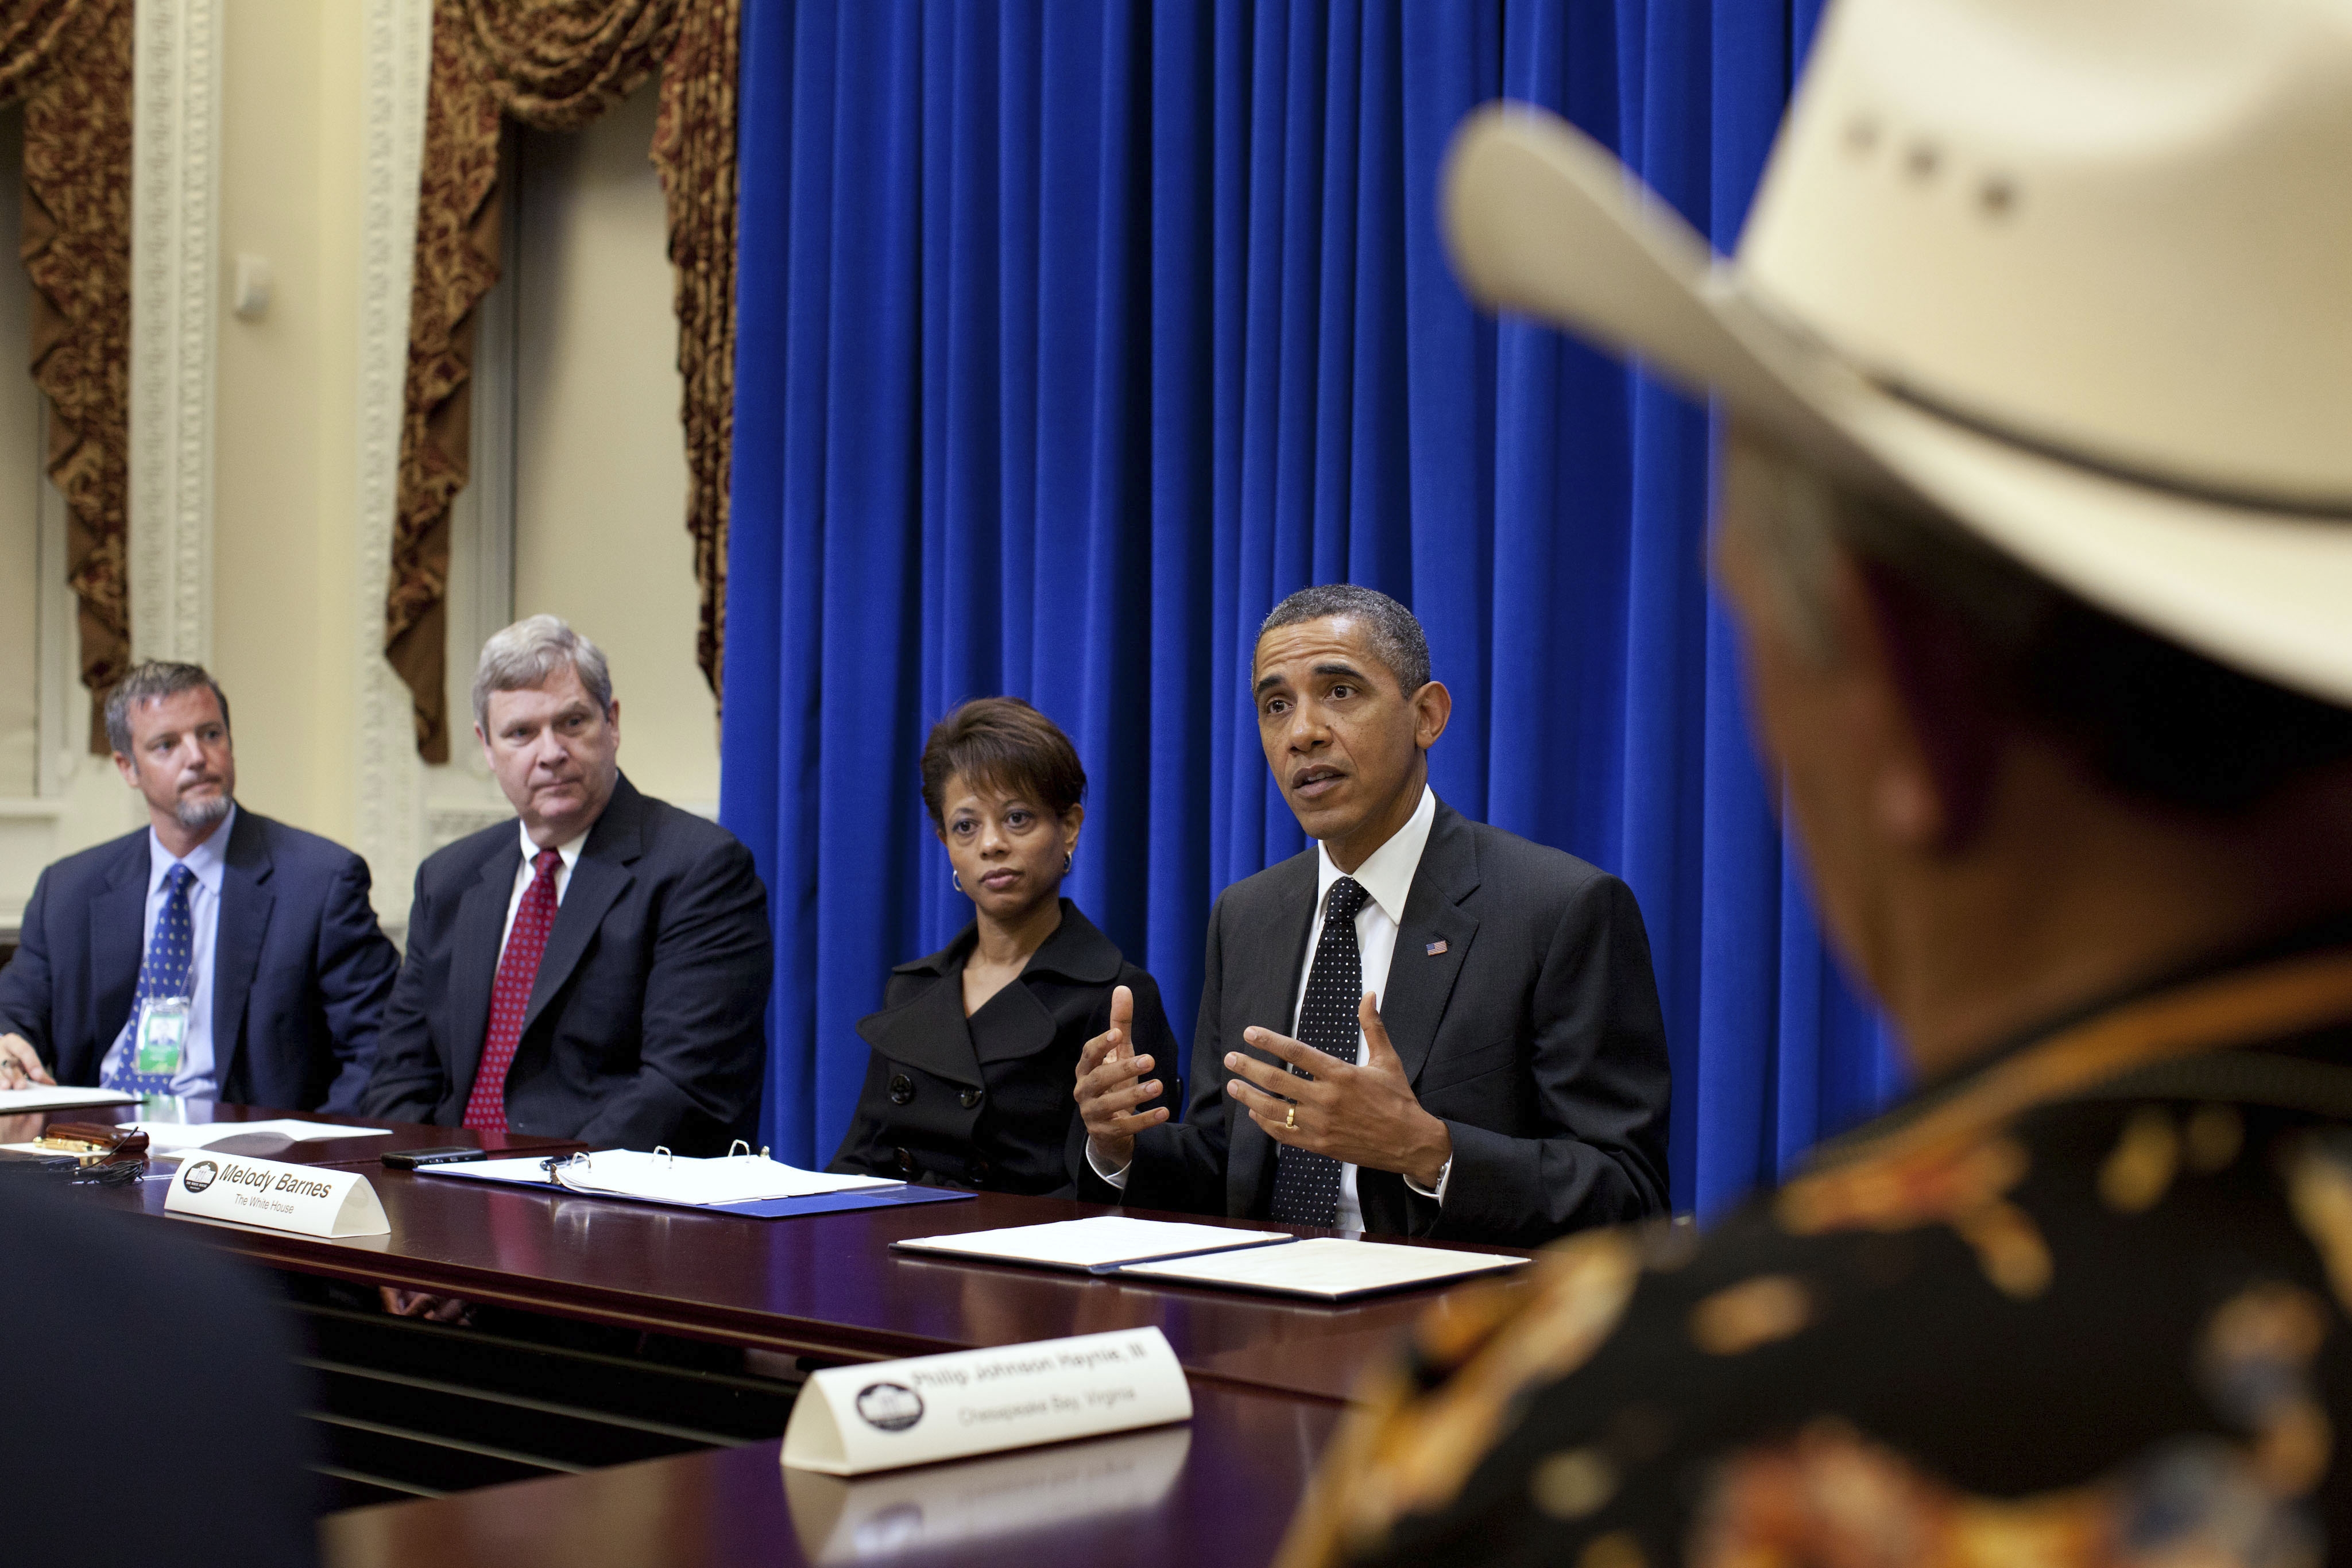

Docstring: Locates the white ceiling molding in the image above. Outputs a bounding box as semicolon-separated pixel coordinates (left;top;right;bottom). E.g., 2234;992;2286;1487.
128;0;222;666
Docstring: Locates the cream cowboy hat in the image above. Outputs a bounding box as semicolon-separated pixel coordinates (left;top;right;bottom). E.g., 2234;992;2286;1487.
1441;0;2352;704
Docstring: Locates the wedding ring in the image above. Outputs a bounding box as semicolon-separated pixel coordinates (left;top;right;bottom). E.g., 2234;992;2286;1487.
1284;1106;1297;1130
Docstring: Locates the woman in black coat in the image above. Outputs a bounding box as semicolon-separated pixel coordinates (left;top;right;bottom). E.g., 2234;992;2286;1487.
830;698;1177;1194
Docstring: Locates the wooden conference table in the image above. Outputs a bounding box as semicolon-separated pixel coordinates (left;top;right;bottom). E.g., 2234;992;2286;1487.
32;1101;1537;1567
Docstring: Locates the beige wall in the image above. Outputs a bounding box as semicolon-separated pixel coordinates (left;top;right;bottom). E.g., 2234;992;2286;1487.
212;13;715;842
510;81;719;812
0;6;714;935
212;0;367;845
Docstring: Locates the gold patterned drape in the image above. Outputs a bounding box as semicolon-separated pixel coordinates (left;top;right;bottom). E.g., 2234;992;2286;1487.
393;0;741;762
2;0;131;749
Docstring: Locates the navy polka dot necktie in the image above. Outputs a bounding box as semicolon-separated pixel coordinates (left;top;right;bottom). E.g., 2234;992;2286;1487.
1268;876;1369;1226
106;864;196;1095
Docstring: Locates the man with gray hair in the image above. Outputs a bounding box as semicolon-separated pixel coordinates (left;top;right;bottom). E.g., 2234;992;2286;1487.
363;615;771;1160
0;661;397;1108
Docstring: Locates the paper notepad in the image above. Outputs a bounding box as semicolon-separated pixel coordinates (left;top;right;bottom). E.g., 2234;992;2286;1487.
891;1215;1293;1273
429;1150;902;1207
134;1120;394;1152
1113;1237;1528;1300
0;1085;140;1113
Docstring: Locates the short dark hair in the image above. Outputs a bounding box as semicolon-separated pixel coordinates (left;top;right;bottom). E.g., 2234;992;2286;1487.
105;662;232;756
1258;584;1432;694
919;698;1087;828
1726;432;2352;815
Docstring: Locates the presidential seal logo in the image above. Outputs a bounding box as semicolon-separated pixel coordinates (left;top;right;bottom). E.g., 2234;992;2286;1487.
854;1381;925;1433
183;1159;219;1194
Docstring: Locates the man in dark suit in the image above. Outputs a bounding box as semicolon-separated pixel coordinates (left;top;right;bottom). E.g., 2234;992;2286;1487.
0;662;396;1110
362;615;769;1156
1076;586;1671;1246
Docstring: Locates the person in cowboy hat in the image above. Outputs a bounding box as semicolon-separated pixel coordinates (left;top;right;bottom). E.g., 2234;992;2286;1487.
1278;0;2352;1563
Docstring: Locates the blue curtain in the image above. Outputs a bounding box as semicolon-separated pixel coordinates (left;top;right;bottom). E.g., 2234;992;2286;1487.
721;0;1906;1218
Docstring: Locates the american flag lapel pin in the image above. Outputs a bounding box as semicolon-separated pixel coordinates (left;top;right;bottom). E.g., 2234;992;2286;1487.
1426;940;1448;956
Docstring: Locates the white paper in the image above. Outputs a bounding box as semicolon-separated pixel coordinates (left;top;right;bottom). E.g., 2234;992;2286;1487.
163;1152;390;1237
784;1423;1191;1563
0;1085;140;1113
131;1119;393;1151
557;1149;901;1204
892;1215;1293;1273
424;1151;901;1206
1114;1236;1528;1299
782;1328;1192;1476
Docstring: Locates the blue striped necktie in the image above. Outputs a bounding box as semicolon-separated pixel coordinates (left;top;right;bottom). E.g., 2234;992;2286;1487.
106;864;196;1095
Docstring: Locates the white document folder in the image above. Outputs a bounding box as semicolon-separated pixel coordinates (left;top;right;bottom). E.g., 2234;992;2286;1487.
891;1215;1294;1273
1113;1236;1528;1300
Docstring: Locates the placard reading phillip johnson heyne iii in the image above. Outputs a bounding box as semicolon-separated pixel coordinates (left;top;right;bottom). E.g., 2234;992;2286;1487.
781;1329;1193;1476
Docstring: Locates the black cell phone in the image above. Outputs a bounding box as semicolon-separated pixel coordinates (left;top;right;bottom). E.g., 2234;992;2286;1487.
381;1146;488;1170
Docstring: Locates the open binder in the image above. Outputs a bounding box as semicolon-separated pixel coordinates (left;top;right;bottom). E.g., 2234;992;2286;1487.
420;1145;976;1219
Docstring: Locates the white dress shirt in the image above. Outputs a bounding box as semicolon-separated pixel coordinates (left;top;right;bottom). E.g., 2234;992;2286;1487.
100;803;235;1098
1093;786;1447;1233
502;822;589;956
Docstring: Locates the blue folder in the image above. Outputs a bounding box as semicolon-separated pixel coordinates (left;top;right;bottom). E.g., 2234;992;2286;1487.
706;1186;977;1219
417;1159;977;1219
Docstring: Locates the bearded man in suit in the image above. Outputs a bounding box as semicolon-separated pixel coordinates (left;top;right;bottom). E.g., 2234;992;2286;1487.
0;661;396;1110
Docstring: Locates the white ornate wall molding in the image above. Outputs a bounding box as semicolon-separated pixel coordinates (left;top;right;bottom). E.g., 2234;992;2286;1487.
128;0;222;665
354;0;435;930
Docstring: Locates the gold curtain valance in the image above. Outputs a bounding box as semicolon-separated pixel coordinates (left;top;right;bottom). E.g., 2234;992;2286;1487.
392;0;742;762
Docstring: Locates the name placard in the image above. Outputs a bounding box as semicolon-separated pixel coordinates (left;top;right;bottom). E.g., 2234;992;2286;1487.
781;1328;1192;1476
164;1152;390;1238
785;1423;1191;1563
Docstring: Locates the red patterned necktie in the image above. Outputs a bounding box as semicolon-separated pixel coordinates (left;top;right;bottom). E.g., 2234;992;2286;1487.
463;848;562;1135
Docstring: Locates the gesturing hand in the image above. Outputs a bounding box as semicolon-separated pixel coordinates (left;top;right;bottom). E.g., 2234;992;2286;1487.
1224;993;1452;1188
1073;984;1168;1170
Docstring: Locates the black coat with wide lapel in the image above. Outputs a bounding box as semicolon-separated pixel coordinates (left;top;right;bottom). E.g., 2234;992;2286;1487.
1211;810;1481;1229
518;788;640;1043
1117;796;1673;1245
209;808;278;1099
1353;806;1479;1236
444;783;644;1109
363;771;768;1150
0;808;397;1109
831;900;1179;1195
1214;852;1319;1219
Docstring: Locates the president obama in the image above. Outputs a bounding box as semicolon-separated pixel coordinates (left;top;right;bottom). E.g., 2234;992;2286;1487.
1076;584;1670;1245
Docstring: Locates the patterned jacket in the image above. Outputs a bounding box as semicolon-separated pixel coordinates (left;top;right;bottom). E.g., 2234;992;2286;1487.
1282;928;2352;1568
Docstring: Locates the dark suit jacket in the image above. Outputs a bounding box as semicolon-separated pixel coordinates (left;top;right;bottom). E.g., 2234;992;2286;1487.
361;774;771;1154
1085;799;1672;1246
5;1178;316;1566
0;808;397;1112
829;900;1179;1194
